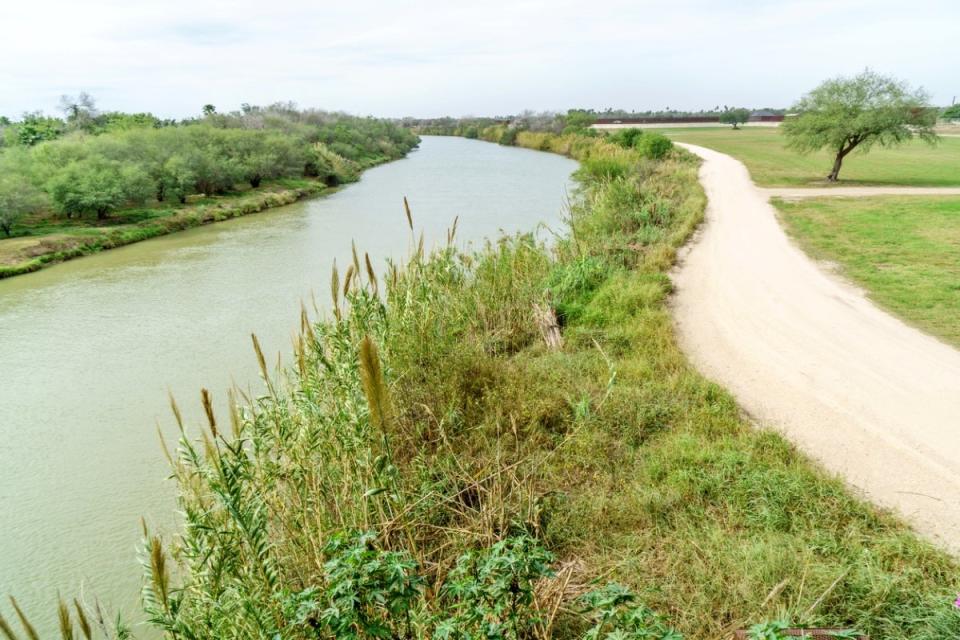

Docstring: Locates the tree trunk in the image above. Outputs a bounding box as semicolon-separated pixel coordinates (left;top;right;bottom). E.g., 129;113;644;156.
250;175;262;188
828;138;860;182
97;209;108;220
1;222;10;237
827;153;844;182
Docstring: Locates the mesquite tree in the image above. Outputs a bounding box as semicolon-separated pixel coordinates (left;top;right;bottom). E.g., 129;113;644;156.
783;70;938;181
719;107;750;129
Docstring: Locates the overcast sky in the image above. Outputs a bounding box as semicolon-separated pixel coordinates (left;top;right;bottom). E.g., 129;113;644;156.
1;0;956;119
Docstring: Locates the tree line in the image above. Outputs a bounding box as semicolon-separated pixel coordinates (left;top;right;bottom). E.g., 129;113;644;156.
0;98;418;235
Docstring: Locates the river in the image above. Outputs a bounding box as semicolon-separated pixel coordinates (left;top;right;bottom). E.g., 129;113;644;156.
0;136;577;634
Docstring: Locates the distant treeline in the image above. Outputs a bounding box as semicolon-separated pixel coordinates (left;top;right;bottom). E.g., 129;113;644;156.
0;98;418;232
408;110;597;138
406;109;673;160
405;107;791;137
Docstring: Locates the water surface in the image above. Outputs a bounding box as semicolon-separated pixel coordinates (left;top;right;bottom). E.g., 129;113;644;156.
0;136;576;634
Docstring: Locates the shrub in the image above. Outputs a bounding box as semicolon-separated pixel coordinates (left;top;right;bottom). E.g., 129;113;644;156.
610;127;645;149
637;133;673;159
47;157;152;219
499;128;519;146
577;156;631;181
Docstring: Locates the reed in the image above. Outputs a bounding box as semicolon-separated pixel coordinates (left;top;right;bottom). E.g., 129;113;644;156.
5;129;960;639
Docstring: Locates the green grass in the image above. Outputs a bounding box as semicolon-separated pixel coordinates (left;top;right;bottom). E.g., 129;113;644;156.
650;126;960;187
776;195;960;347
142;133;960;638
7;132;960;640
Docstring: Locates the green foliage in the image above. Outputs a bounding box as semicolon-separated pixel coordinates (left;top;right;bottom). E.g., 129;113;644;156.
499;128;519;146
580;584;682;640
609;128;645;149
439;534;554;639
9;128;960;640
578;157;632;181
719;107;751;129
282;531;424;639
0;106;418;234
546;256;610;323
636;133;673;160
92;112;162;133
14;113;64;146
783;69;938;180
747;620;790;639
563;109;597;134
47;157;152;219
943;104;960;120
0;174;44;235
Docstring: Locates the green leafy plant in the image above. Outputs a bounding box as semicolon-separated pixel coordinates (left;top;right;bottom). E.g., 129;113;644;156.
437;534;554;640
579;583;683;640
747;620;790;640
282;531;424;639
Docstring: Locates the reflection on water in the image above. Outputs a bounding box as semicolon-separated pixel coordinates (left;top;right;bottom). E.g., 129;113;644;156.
0;136;576;635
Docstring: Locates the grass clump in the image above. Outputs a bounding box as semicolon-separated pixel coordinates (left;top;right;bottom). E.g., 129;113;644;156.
5;131;960;640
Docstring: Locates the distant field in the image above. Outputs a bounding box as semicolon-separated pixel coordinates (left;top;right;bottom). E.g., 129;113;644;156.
776;195;960;346
652;127;960;187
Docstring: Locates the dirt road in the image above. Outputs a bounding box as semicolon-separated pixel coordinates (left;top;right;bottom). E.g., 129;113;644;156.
671;143;960;552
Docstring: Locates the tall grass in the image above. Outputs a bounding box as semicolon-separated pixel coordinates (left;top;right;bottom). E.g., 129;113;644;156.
3;130;960;639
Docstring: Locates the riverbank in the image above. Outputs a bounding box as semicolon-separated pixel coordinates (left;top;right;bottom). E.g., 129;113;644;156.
0;136;579;638
0;151;424;280
118;130;960;639
0;179;327;278
0;107;420;280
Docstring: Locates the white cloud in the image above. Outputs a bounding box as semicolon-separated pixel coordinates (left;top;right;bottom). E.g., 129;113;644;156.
0;0;956;118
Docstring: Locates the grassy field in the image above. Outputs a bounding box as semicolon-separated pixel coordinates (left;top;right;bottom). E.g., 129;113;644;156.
652;126;960;187
776;195;960;347
58;130;956;640
0;177;326;279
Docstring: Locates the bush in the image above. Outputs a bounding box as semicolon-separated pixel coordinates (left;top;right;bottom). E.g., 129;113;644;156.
499;128;519;146
637;133;673;160
610;127;645;149
47;157;152;219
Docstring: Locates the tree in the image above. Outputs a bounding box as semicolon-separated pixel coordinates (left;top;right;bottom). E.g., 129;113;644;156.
943;104;960;120
15;112;64;146
562;109;596;134
0;175;44;236
59;92;98;131
47;158;151;219
719;107;750;129
783;70;938;181
202;104;216;117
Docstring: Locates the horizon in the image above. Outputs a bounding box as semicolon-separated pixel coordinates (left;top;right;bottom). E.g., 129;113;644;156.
1;0;956;120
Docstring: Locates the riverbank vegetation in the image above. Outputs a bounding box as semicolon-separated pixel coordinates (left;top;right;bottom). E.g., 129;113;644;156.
652;126;960;187
5;126;960;640
776;195;960;347
0;102;418;278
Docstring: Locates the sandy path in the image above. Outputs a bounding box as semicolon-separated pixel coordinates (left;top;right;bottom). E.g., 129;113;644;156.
762;186;960;199
671;143;960;552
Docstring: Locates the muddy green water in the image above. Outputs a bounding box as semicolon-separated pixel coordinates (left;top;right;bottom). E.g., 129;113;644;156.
0;136;576;635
